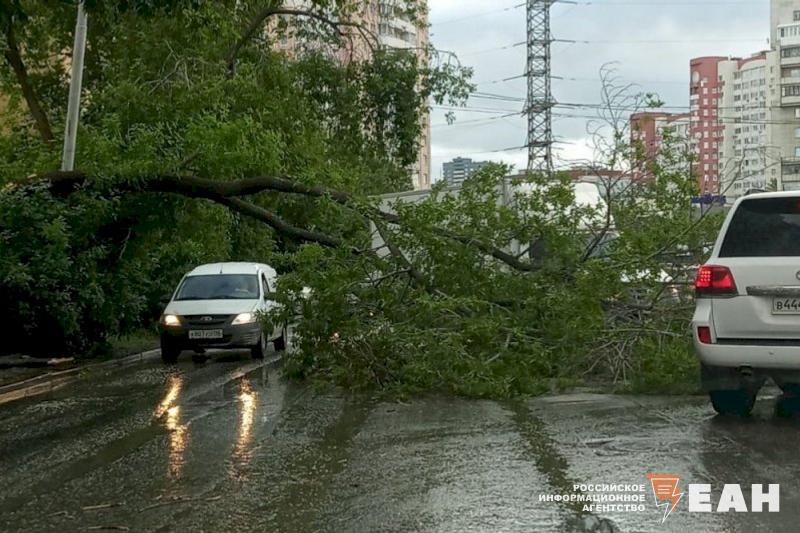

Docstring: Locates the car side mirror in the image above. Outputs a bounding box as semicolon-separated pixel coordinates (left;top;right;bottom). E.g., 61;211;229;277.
264;291;277;301
159;293;172;306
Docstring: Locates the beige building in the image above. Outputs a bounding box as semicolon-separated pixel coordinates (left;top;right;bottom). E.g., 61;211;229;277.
377;2;431;190
275;1;431;190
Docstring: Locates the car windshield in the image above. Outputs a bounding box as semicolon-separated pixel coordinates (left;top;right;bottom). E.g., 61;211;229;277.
720;198;800;257
175;274;259;300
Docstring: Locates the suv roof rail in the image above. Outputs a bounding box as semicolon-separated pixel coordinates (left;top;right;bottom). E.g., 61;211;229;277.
743;188;768;196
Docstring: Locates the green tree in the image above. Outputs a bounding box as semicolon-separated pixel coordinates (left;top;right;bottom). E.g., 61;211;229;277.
0;4;720;397
0;0;471;355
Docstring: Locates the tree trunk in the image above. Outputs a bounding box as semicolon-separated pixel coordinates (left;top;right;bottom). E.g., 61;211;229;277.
3;23;55;143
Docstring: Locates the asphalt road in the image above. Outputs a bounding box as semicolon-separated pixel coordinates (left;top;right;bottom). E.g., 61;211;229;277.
1;352;799;532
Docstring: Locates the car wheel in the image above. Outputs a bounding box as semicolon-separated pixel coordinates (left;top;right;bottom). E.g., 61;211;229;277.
160;337;181;364
273;326;287;352
251;333;267;360
709;389;756;416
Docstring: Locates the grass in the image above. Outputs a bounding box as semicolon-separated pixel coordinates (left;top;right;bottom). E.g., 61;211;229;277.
106;328;160;359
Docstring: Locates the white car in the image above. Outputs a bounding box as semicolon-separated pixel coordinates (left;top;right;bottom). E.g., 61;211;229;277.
159;262;286;363
693;191;800;415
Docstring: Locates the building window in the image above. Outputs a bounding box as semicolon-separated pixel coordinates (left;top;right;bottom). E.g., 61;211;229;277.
795;147;800;158
794;10;800;21
795;128;800;138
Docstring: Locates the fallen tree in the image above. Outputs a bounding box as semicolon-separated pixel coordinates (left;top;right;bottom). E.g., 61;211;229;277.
0;2;723;395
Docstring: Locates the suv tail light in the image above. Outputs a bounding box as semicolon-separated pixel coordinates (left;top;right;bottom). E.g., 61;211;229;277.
695;265;738;297
697;326;712;345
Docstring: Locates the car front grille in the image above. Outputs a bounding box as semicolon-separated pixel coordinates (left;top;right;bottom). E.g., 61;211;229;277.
184;315;231;327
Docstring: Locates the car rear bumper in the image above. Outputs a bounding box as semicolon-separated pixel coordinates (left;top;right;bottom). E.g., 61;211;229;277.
694;337;800;369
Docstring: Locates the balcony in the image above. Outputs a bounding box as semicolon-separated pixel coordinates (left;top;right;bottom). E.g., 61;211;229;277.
783;95;800;106
781;55;800;67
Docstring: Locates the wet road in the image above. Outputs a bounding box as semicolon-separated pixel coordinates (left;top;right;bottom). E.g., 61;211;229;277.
1;354;799;532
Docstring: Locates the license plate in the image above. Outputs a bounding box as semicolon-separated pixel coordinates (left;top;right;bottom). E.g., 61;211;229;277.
773;298;800;314
189;329;223;340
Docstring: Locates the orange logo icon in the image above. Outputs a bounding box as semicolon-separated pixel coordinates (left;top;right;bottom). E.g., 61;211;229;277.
647;474;684;523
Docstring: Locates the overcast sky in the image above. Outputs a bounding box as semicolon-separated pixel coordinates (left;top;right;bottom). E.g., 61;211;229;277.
428;0;771;180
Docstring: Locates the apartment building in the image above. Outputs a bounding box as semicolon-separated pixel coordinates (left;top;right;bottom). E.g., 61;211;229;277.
631;1;800;202
630;111;691;182
442;157;490;185
377;2;431;190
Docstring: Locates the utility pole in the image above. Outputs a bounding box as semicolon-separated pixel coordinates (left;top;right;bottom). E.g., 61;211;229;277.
525;0;553;176
61;1;88;172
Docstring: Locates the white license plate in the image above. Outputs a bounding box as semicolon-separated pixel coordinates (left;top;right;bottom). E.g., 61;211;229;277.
773;298;800;314
189;329;224;340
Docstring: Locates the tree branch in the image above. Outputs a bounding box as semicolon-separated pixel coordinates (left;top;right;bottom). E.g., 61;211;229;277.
226;7;376;76
27;170;541;272
216;197;343;248
2;21;54;143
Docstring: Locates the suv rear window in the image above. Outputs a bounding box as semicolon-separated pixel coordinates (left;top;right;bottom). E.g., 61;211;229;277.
720;198;800;257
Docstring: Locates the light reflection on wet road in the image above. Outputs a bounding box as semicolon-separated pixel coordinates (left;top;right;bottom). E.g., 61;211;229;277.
0;355;799;532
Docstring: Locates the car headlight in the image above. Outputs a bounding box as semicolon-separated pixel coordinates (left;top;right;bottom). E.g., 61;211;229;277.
232;312;257;325
161;314;181;327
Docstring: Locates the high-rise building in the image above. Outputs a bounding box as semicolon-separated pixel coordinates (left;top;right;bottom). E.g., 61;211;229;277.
717;53;776;197
632;1;800;203
686;54;775;199
275;1;431;191
442;157;490;185
769;1;800;192
689;57;728;195
377;2;431;190
630;111;691;181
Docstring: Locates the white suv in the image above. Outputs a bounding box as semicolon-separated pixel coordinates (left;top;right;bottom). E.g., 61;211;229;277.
693;191;800;416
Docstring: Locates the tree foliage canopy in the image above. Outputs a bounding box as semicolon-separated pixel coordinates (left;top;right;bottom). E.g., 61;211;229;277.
0;2;720;397
0;0;470;354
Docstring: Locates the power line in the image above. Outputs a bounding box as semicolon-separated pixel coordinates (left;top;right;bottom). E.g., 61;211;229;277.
459;41;526;58
431;113;522;129
432;2;525;26
572;0;766;5
559;38;767;45
554;75;687;85
432;105;523;115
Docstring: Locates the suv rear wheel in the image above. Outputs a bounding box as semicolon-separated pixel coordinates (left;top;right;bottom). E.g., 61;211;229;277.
709;389;757;417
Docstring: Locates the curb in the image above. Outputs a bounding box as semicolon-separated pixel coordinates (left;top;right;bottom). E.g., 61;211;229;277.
0;348;161;406
0;348;286;407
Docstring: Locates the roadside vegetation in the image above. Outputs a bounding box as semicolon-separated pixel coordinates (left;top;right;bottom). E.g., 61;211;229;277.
0;1;722;396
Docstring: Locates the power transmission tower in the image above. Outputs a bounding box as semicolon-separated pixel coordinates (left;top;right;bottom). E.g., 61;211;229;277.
526;0;553;175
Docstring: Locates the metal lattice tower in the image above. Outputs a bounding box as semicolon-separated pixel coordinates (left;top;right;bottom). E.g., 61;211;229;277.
526;0;553;175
